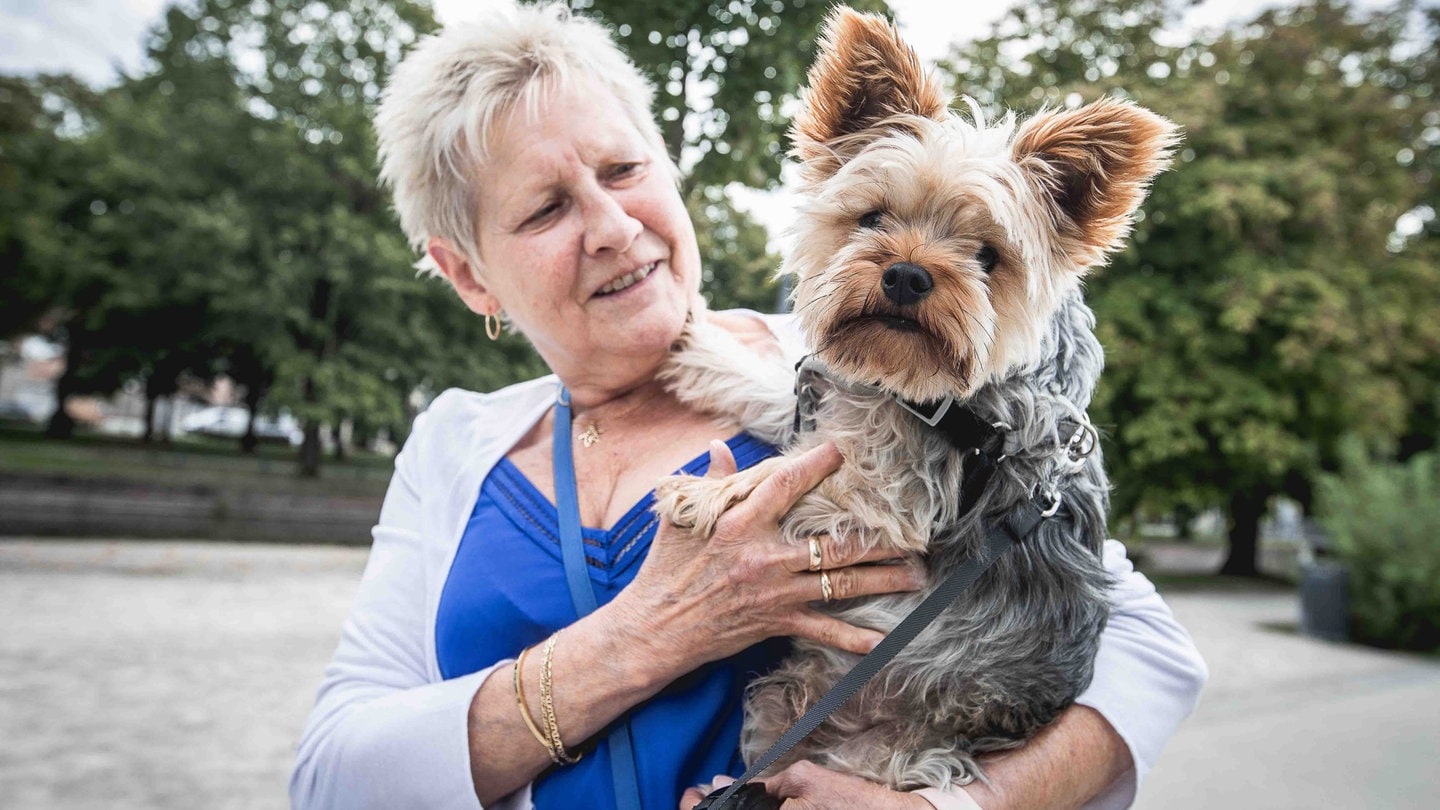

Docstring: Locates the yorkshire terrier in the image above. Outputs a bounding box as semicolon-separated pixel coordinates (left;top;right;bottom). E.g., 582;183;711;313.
656;7;1178;791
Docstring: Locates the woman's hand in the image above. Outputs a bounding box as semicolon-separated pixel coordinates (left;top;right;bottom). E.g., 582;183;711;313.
605;440;924;684
679;765;935;810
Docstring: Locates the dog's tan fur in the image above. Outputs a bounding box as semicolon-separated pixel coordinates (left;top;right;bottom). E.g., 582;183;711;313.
656;7;1178;790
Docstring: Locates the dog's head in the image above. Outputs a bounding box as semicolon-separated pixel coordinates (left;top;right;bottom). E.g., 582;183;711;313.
787;7;1179;403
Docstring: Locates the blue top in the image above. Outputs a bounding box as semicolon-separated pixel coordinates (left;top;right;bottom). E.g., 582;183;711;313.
435;432;786;810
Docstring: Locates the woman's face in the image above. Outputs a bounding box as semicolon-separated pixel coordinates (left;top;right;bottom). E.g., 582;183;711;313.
438;80;701;384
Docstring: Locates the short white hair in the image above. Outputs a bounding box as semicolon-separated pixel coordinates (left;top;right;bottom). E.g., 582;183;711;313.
375;1;668;275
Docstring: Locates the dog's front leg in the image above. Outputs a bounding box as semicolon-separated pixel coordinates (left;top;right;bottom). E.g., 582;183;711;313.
654;457;788;538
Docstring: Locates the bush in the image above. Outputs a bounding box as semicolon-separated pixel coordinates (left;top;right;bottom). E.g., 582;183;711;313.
1317;444;1440;652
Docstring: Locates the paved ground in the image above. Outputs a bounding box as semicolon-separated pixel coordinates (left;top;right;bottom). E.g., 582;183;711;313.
1;539;1437;810
1137;586;1440;809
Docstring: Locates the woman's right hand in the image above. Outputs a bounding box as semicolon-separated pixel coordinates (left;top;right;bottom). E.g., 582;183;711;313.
605;440;925;682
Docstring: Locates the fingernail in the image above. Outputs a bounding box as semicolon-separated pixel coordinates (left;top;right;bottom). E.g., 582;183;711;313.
712;775;736;787
867;632;885;652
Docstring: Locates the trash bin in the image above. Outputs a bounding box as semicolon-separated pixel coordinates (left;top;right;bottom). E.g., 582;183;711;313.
1299;531;1349;643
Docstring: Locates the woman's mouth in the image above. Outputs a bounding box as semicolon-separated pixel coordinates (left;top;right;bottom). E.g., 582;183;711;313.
595;261;658;297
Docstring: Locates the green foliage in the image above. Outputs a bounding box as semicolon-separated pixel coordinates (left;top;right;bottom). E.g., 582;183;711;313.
941;0;1440;573
0;75;95;338
689;185;782;312
1;0;556;470
1318;441;1440;652
574;0;891;191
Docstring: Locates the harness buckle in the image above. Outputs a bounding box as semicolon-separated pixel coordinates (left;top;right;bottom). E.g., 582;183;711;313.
896;395;955;428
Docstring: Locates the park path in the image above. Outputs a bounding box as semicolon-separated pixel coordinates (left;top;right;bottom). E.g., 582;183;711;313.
1138;584;1440;809
1;540;1437;809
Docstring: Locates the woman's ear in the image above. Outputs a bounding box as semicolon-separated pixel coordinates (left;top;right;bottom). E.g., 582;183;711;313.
428;237;499;316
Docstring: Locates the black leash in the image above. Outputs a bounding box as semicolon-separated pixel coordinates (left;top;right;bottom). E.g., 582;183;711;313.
694;498;1051;810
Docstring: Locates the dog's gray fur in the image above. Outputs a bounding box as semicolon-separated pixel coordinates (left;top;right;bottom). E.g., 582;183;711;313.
655;289;1112;789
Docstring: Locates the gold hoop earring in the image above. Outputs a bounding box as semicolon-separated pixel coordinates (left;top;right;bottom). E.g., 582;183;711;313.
485;312;502;341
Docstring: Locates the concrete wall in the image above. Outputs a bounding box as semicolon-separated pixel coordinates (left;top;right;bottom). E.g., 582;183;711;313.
0;474;380;544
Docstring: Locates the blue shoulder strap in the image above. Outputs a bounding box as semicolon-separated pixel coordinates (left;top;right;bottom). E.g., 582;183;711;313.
553;388;643;810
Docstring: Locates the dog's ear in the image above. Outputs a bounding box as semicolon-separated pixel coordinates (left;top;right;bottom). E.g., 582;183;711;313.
791;7;947;180
1012;98;1180;268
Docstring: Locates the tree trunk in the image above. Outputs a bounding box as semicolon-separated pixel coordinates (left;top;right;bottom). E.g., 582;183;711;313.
43;333;83;439
1220;486;1269;577
1284;469;1314;516
142;388;158;444
331;420;347;462
300;421;322;478
1173;504;1195;542
240;386;261;454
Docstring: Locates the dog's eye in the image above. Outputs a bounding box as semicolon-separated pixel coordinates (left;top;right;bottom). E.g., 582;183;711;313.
858;210;884;229
977;245;999;273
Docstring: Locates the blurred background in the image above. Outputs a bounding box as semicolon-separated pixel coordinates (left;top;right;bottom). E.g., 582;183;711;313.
1;0;1437;808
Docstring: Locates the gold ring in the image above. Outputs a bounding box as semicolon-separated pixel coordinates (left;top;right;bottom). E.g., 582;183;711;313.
820;570;834;603
808;537;823;572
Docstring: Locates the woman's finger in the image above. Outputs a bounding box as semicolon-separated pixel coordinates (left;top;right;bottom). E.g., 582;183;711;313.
705;439;738;479
787;609;886;655
783;534;914;573
765;761;914;808
791;563;925;605
741;442;842;525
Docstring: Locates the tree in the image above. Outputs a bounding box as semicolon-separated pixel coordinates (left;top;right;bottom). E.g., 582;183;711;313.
131;0;444;475
0;76;97;340
689;185;781;312
940;0;1438;575
575;0;891;190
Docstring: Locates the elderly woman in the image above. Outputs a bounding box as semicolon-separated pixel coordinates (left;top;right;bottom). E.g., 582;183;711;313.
290;4;1206;810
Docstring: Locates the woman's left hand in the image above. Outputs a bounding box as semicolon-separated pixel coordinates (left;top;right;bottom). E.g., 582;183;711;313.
679;763;933;809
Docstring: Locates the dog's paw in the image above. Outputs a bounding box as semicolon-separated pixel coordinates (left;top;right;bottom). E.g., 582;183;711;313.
655;464;772;537
655;474;730;536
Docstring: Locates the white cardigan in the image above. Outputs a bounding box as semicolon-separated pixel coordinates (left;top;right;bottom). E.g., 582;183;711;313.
291;347;1207;810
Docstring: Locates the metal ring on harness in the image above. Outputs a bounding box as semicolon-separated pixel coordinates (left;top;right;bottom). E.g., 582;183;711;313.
1066;422;1098;459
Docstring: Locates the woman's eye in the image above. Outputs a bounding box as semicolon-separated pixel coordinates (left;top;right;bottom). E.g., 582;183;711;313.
523;201;562;227
977;245;999;273
608;162;643;180
858;210;884;229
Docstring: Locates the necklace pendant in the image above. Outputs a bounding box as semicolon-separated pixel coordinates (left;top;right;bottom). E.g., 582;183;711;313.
578;423;602;448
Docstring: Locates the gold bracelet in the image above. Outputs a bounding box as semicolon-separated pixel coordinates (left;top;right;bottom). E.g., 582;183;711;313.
513;645;560;763
539;633;581;765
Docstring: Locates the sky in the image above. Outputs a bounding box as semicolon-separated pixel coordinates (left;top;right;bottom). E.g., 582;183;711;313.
0;0;1397;251
0;0;1316;93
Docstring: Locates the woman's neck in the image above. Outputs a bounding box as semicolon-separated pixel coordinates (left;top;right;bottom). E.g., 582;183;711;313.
569;375;682;434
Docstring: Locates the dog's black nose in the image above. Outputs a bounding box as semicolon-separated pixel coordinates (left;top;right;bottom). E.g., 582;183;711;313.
882;262;933;306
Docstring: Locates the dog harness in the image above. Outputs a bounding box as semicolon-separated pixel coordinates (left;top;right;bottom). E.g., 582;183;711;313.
698;361;1076;810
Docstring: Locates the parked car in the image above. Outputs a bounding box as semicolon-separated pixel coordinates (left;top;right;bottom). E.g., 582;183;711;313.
0;399;45;424
180;406;302;445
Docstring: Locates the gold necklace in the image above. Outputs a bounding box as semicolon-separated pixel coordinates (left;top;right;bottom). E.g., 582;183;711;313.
572;387;665;448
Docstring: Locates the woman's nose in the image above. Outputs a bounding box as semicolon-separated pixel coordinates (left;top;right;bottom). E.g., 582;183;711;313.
582;192;642;256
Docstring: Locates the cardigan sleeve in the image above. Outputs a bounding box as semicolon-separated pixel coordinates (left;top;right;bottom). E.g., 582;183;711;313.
289;403;533;810
1072;539;1208;809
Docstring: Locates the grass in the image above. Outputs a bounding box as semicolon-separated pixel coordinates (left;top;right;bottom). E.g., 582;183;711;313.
0;423;391;498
